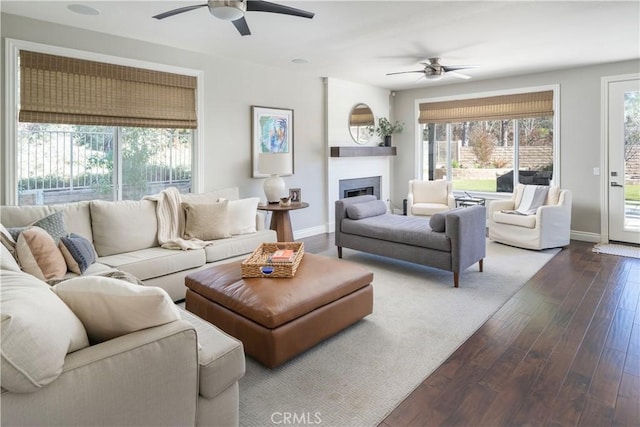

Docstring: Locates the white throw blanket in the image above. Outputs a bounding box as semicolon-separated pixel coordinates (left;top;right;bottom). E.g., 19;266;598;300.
144;187;212;250
502;185;549;216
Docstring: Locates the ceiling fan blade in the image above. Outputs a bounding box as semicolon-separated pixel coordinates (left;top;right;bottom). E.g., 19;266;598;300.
387;70;424;76
442;65;479;72
232;16;251;36
246;0;314;18
446;71;472;80
152;3;208;19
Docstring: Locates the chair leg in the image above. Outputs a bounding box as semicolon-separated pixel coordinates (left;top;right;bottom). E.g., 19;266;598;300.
453;272;459;288
337;246;343;258
479;259;483;272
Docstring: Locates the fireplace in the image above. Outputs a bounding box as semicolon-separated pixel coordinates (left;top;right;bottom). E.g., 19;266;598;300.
339;176;381;199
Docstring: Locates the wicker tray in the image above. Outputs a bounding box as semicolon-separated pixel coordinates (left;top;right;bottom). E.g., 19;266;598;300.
241;242;305;278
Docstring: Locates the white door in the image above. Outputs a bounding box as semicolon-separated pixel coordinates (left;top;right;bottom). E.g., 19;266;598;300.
608;77;640;244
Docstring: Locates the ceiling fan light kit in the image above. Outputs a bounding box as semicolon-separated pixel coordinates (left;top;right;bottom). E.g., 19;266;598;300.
153;0;314;36
210;2;246;21
387;57;478;82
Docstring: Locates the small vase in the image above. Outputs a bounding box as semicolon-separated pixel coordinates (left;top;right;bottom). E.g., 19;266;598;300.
384;135;392;147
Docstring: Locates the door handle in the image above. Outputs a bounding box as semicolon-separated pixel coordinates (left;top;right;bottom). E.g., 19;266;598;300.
611;182;624;187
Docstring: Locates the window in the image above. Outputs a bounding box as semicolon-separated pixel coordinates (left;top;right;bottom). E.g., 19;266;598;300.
17;124;192;205
419;89;557;193
6;42;201;205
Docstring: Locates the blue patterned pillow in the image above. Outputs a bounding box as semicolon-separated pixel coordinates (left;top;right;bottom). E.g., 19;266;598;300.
58;233;96;274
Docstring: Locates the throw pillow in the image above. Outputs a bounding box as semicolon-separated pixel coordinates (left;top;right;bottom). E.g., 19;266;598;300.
429;207;466;232
58;233;97;274
16;226;68;280
52;276;182;344
0;270;89;393
32;211;67;244
346;200;387;220
227;197;260;235
0;224;18;261
5;211;67;244
182;200;231;240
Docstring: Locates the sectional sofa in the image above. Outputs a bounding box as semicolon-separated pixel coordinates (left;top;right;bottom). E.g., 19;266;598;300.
0;187;277;426
0;186;277;301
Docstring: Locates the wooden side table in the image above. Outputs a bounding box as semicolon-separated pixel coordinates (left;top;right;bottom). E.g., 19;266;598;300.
258;202;309;242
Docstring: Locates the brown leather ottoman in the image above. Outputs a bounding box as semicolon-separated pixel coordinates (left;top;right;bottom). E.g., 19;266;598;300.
185;253;373;368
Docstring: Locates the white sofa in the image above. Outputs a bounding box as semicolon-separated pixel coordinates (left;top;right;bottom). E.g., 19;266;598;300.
0;187;277;426
407;179;456;217
0;187;277;301
1;247;246;426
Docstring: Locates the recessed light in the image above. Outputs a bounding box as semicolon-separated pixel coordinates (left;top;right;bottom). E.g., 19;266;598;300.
67;4;101;16
291;58;310;64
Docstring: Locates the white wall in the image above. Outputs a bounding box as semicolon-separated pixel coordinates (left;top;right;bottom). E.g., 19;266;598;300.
325;78;391;229
1;13;325;236
391;60;640;239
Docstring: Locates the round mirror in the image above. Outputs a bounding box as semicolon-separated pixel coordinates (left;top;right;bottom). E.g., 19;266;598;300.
348;103;374;145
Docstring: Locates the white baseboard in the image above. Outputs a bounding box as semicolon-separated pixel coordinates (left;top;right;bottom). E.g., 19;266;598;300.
570;230;601;243
293;225;328;240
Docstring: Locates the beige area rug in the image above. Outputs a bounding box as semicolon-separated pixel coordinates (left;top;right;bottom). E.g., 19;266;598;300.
592;243;640;259
238;241;560;427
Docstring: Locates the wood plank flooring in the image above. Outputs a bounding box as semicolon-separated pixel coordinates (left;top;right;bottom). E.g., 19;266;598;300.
299;234;640;427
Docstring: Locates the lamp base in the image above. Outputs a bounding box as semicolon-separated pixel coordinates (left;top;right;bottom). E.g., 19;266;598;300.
264;174;285;203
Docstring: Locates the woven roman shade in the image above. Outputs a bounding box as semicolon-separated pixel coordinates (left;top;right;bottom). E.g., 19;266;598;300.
419;90;553;124
19;50;197;128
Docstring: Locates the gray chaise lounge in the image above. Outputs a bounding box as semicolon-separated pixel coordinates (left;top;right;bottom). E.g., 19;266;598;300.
335;195;486;287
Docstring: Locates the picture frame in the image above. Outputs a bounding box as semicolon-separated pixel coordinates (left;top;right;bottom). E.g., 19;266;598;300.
289;188;301;203
251;106;294;178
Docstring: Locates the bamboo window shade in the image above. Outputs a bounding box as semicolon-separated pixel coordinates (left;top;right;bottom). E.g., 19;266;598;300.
418;90;553;124
19;50;197;128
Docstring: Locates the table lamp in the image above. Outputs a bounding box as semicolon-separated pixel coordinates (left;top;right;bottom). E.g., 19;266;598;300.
258;152;292;203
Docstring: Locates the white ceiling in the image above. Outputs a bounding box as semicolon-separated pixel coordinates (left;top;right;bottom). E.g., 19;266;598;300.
2;1;639;90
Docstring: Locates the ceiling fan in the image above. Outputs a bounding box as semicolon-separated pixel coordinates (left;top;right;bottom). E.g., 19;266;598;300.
152;0;314;36
387;58;479;81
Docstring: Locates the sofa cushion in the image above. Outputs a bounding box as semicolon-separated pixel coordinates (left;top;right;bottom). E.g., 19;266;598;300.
16;226;68;280
90;200;158;256
1;224;18;261
342;214;451;252
227;197;260;235
59;233;96;274
411;202;451;217
0;202;93;241
180;187;240;204
1;244;21;272
179;309;245;399
346;200;387;220
413;180;448;204
97;247;206;281
182;201;231;240
492;211;537;229
0;270;89;393
52;276;182;344
203;229;277;263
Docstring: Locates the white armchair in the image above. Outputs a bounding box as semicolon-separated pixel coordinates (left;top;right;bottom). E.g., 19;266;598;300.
488;184;572;250
407;179;456;217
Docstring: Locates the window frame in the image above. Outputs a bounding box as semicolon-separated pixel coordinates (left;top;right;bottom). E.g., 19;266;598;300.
4;38;205;205
413;85;561;198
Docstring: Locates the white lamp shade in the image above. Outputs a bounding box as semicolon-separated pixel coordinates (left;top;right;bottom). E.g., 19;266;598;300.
258;153;292;176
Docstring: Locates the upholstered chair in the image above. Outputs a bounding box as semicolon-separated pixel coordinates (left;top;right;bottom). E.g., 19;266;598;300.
407;179;456;217
488;184;572;250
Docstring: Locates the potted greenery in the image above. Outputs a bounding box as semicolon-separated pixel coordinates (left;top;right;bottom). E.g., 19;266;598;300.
367;117;404;146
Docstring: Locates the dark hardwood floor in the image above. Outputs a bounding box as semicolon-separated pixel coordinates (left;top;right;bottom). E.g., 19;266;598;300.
299;234;640;427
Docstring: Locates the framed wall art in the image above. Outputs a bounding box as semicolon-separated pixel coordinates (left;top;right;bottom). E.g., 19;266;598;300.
251;106;294;178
